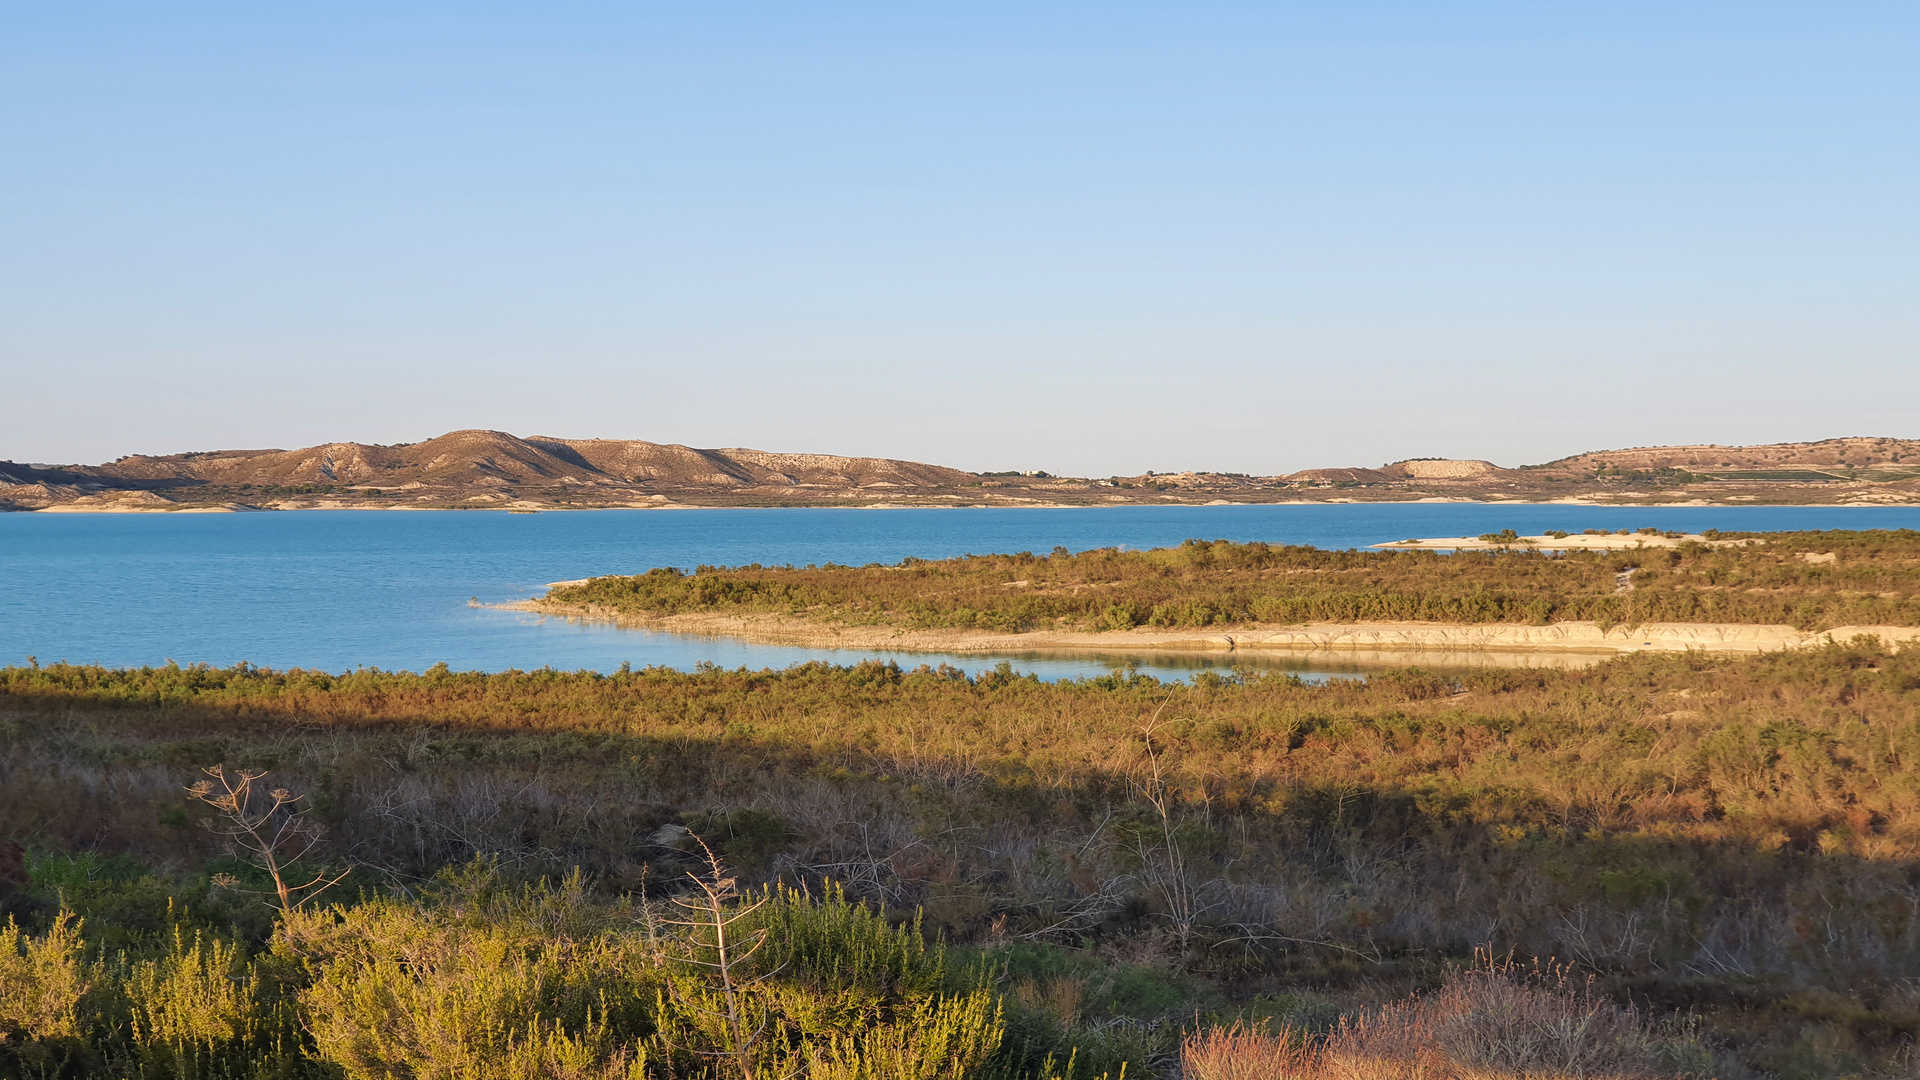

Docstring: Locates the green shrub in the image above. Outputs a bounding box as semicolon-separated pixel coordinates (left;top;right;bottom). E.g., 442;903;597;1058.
684;808;797;875
125;928;256;1050
294;892;655;1080
0;911;97;1047
802;989;1003;1079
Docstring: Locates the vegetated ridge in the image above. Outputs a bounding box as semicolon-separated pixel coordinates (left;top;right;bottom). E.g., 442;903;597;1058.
4;430;1920;511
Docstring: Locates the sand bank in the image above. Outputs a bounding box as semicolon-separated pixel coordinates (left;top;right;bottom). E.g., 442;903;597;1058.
1373;533;1738;551
36;503;246;514
498;600;1920;660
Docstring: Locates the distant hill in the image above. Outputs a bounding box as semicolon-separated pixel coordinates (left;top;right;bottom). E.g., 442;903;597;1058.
0;430;982;511
67;430;976;490
4;432;1918;510
1531;437;1920;477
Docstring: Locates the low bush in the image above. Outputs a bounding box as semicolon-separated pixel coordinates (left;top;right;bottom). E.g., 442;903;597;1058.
0;867;1126;1079
1183;955;1721;1079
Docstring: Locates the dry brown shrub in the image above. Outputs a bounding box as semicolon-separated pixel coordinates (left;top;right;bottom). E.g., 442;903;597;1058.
1181;1020;1315;1079
1011;975;1087;1028
1183;954;1674;1080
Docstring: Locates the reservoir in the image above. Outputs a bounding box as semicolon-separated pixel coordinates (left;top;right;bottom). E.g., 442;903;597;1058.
4;503;1917;680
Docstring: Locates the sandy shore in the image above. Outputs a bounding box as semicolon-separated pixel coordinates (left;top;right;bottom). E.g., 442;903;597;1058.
36;503;248;514
1373;533;1739;551
497;600;1920;660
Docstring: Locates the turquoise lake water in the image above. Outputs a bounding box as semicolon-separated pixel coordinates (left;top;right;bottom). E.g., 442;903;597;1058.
3;504;1916;680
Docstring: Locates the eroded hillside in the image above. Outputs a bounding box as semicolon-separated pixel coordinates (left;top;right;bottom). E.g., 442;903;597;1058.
4;432;1918;510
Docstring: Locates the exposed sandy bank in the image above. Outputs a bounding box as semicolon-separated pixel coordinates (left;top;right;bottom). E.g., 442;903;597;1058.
1373;533;1739;551
36;503;245;514
497;601;1920;659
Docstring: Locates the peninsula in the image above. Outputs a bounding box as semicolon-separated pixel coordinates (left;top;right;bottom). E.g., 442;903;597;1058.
509;529;1920;660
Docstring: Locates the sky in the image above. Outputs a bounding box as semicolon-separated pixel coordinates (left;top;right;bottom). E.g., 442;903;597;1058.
4;3;1917;476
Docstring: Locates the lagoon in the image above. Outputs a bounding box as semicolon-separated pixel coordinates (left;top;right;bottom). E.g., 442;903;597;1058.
4;503;1917;681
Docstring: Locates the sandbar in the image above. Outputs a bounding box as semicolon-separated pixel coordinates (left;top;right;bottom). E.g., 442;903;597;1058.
1372;532;1738;551
496;600;1920;660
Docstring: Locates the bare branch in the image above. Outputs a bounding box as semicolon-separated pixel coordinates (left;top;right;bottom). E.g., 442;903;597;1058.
187;765;350;926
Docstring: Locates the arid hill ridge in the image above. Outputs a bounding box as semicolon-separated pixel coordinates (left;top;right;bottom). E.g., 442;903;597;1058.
0;430;979;511
1535;436;1920;474
37;430;971;489
4;431;1918;510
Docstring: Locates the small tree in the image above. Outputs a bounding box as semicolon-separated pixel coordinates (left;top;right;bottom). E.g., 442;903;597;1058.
1133;693;1221;953
188;766;348;919
653;837;787;1080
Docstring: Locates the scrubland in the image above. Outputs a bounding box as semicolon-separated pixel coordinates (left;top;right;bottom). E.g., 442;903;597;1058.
5;634;1920;1076
542;530;1920;633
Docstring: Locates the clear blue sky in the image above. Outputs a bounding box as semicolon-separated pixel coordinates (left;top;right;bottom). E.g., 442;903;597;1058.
5;3;1916;474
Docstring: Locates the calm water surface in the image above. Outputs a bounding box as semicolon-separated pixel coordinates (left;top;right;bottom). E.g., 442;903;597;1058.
4;504;1916;681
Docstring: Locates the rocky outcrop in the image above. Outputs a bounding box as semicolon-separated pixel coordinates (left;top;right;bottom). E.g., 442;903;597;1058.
1385;459;1507;480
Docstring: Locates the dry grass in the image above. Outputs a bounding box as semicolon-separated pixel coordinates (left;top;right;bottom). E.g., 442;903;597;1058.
1183;955;1701;1079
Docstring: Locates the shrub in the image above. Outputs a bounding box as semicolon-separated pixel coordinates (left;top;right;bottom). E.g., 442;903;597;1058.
294;887;655;1080
684;808;797;876
124;928;257;1052
1330;958;1661;1076
1182;955;1702;1080
0;911;96;1047
801;989;1003;1079
1181;1021;1310;1079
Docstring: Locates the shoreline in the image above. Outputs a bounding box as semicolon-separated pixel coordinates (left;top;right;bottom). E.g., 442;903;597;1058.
16;497;1920;515
495;600;1920;660
1370;532;1755;551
